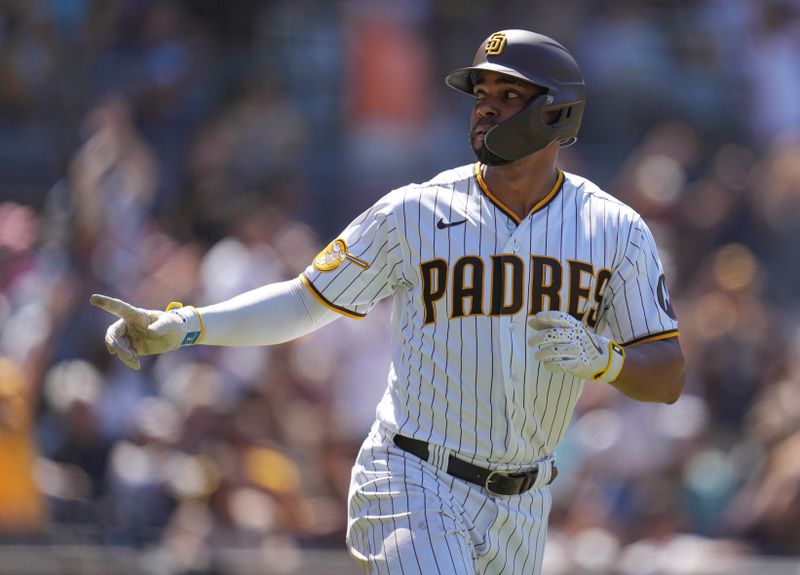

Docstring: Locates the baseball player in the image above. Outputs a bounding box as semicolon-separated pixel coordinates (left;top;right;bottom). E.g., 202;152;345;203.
92;29;684;575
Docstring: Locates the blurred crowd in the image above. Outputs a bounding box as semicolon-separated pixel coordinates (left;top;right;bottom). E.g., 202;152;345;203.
1;0;800;573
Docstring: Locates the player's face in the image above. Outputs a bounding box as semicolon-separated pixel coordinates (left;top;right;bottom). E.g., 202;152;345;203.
470;71;546;166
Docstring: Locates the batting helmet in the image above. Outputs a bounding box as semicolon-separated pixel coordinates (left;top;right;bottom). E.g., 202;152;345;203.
446;29;586;161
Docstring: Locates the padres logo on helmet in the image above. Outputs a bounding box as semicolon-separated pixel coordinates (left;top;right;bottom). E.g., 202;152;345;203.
485;32;507;55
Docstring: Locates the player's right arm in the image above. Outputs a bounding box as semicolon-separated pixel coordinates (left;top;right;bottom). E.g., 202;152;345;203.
90;187;403;369
91;277;341;370
93;189;408;370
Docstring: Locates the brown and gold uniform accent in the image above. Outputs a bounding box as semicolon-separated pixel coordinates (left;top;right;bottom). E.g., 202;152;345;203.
302;161;679;464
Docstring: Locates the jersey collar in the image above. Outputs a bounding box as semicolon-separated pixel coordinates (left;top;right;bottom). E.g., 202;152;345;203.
474;162;564;225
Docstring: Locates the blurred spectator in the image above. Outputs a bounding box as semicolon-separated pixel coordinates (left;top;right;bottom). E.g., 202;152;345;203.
729;361;800;554
742;0;800;145
341;2;436;218
186;81;309;244
38;360;112;531
66;95;159;290
0;358;47;539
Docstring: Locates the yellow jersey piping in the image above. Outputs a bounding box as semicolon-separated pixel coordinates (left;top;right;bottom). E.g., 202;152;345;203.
474;163;564;224
299;274;366;320
622;330;679;347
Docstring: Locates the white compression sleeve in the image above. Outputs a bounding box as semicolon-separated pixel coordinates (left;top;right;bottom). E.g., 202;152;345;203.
197;277;342;346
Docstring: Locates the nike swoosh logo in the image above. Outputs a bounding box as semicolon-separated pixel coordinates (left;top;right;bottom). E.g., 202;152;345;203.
587;332;604;354
437;218;467;229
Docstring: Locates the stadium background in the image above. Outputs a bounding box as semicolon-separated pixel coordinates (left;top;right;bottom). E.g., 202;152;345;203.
1;0;800;573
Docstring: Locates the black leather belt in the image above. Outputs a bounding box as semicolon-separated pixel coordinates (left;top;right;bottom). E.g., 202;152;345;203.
393;434;557;496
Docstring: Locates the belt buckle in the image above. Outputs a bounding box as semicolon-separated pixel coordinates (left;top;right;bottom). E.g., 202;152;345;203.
484;470;506;496
485;469;538;496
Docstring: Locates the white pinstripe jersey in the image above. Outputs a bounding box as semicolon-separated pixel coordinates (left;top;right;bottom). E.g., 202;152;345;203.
302;162;679;470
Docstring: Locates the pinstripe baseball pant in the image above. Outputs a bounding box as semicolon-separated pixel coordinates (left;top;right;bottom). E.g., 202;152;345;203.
346;422;553;575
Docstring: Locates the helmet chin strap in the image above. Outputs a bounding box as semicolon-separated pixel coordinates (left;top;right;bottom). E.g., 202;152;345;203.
484;94;560;162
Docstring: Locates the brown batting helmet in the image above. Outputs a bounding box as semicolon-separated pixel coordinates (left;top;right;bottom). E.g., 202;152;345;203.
446;29;586;161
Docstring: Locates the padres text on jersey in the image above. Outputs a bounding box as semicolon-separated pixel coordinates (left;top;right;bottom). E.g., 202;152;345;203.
302;163;678;468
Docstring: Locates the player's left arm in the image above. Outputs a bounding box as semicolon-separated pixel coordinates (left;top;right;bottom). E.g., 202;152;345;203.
530;215;685;404
528;312;684;404
608;337;684;403
600;216;685;403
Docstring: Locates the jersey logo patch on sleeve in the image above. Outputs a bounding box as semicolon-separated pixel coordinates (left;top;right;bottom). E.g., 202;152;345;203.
313;238;370;272
657;274;677;320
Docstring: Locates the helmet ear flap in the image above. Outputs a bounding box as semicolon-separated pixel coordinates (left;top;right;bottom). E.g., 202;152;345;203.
484;94;585;160
484;94;558;161
557;102;582;147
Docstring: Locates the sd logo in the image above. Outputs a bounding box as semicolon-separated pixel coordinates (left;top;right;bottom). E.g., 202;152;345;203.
485;32;507;56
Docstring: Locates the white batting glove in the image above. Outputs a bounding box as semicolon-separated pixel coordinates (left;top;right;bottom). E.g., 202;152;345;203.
527;311;625;383
90;294;205;370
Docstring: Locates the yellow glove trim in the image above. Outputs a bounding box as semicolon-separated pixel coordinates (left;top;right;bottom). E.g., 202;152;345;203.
593;341;625;382
187;305;205;345
165;302;205;346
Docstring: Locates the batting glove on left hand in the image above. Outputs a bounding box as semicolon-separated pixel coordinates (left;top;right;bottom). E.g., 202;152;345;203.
528;311;625;383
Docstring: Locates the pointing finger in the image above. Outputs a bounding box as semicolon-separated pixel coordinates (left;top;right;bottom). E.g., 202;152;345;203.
90;294;151;327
